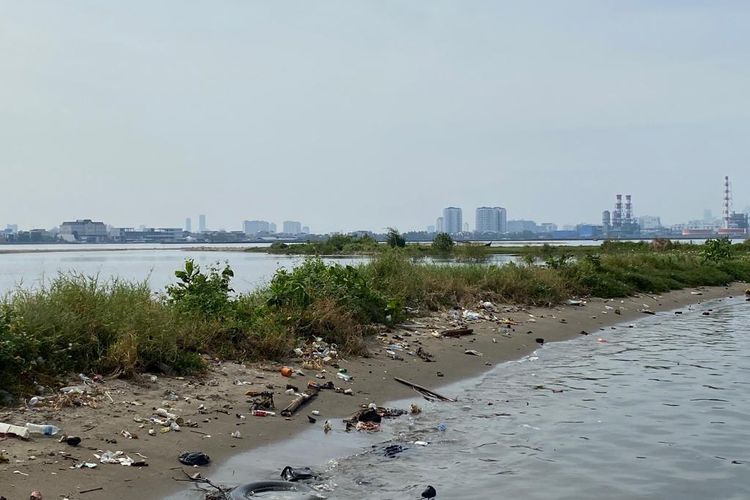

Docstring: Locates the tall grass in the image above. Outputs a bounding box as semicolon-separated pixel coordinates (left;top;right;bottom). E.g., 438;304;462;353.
1;242;748;397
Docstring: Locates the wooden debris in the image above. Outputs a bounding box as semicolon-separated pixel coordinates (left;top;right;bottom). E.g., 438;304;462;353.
280;386;319;417
393;377;455;402
440;327;474;338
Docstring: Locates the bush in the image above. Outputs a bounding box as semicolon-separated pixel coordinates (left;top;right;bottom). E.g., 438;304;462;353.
386;228;406;248
165;259;234;319
432;233;454;252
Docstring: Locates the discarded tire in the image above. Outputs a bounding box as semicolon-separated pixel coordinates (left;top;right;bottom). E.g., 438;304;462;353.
230;480;320;499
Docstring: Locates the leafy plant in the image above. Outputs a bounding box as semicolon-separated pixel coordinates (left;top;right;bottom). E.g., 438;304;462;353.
701;238;732;263
166;259;234;318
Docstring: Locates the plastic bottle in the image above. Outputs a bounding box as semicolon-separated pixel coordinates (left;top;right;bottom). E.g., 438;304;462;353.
25;423;61;436
336;372;352;382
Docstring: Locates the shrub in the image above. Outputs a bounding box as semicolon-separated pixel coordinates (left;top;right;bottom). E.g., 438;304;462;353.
432;233;454;252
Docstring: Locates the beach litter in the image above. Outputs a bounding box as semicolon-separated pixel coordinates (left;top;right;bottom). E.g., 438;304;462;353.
422;485;437;499
0;422;30;440
178;451;210;466
280;385;319;417
441;327;474;338
280;466;315;481
464;349;483;356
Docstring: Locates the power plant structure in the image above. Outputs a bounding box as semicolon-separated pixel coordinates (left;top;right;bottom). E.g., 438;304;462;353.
602;194;639;238
718;175;748;236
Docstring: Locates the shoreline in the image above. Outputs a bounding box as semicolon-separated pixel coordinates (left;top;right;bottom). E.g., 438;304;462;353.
1;283;747;499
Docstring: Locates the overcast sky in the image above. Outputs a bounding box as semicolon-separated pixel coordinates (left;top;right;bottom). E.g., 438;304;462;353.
1;1;749;233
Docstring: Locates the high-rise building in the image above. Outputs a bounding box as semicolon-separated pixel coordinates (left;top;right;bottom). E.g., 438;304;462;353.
436;217;444;233
283;220;302;235
243;220;271;235
475;207;507;233
185;218;192;232
442;207;462;234
198;214;207;233
427;225;435;233
269;222;277;234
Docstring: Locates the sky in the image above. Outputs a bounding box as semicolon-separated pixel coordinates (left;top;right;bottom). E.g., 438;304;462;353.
1;1;749;233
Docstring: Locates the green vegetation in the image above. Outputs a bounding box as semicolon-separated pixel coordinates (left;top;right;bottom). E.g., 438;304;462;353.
431;232;454;253
386;228;406;248
1;239;749;398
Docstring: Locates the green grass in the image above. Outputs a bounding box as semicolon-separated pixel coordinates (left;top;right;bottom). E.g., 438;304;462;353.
1;240;749;398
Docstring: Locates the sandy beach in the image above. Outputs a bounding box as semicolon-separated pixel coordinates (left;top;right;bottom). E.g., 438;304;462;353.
1;283;747;500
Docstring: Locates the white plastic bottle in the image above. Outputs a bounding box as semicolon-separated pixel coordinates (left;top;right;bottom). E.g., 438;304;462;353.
25;423;61;436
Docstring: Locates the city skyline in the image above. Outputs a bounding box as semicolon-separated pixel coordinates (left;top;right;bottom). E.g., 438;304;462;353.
1;3;750;232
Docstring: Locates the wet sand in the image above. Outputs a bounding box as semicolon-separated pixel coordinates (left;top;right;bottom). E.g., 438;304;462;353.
1;283;746;500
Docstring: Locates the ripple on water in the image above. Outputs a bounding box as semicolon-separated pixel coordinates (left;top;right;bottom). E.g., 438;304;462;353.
171;298;750;500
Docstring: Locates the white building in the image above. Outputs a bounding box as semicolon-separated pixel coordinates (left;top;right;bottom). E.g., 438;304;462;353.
198;214;207;233
436;217;444;233
442;207;462;234
475;207;507;233
283;220;302;235
243;220;271;235
59;219;108;242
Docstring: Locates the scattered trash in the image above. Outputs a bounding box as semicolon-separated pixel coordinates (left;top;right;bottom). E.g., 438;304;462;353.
416;347;434;362
410;403;422;415
640;310;656;315
462;310;482;321
441;327;474;338
250;409;275;417
307;415;317;424
280;386;319;417
464;349;483;356
25;423;61;436
421;485;437;499
231;431;242;439
178;451;211;466
311;410;320;416
437;423;447;432
0;422;30;440
280;367;293;378
280;466;315;481
384;444;406;458
30;491;43;500
323;420;332;433
566;299;585;306
247;391;275;411
95;450;147;467
393;377;455;402
535;338;545;345
414;440;429;446
62;435;81;446
355;421;380;432
336;372;352;382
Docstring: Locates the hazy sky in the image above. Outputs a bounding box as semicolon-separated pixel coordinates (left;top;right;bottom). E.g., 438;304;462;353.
2;1;749;233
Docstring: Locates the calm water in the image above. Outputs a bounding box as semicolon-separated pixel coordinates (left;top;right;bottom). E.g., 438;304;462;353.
0;249;364;294
174;297;750;500
0;247;518;295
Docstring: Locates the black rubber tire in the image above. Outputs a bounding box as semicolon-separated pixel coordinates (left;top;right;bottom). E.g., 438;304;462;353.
230;480;320;499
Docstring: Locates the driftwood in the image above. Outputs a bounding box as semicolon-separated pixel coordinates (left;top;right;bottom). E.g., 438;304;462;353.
441;327;474;338
280;386;319;417
393;377;455;402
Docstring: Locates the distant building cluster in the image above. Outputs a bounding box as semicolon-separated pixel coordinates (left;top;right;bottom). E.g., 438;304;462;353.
1;176;747;244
